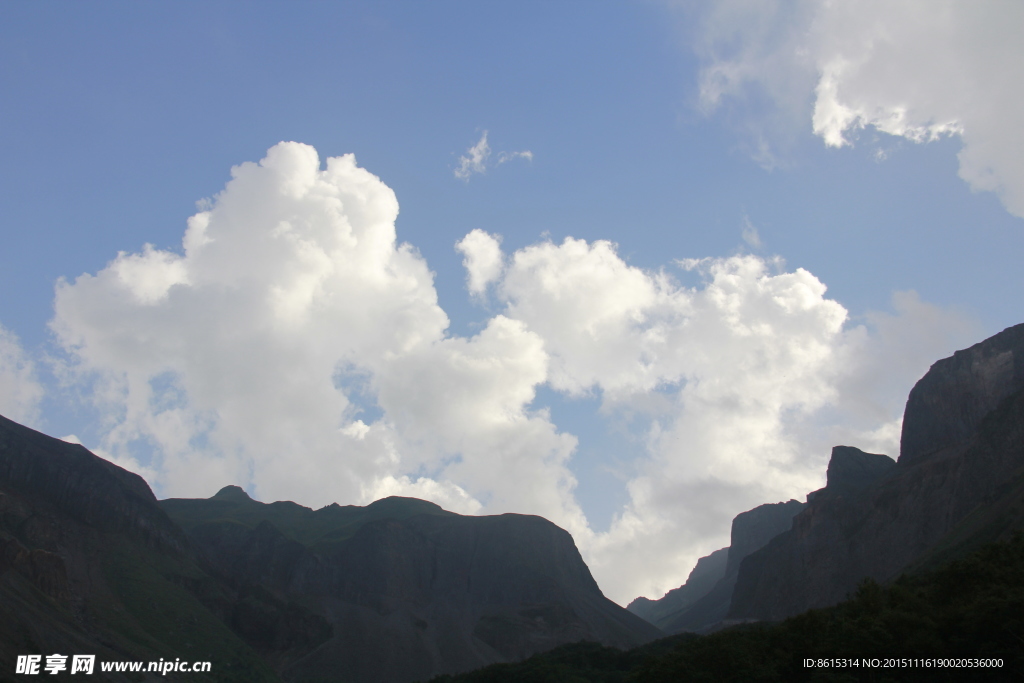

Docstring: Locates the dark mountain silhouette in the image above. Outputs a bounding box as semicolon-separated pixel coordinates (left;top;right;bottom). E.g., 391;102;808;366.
431;531;1024;682
628;322;1024;633
0;413;658;683
626;547;727;630
627;499;804;633
729;322;1024;621
159;486;660;683
0;413;278;682
449;322;1024;681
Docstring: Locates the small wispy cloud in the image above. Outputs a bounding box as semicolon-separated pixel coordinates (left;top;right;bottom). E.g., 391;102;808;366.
497;150;533;164
454;130;532;181
455;132;492;180
741;214;763;249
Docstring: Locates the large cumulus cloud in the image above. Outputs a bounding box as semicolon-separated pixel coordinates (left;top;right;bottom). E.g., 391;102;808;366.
52;142;555;515
51;142;976;604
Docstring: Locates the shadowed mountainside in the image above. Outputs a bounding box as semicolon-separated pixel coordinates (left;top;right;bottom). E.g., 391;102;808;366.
729;323;1024;621
0;411;658;683
628;323;1024;634
431;532;1024;682
161;487;661;683
626;548;727;630
0;413;279;683
443;322;1024;680
627;499;804;633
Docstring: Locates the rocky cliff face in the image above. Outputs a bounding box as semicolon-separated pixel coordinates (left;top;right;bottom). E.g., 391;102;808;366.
164;487;661;683
819;446;895;497
725;499;806;577
900;323;1024;466
627;499;804;634
626;547;728;630
0;413;188;554
729;323;1024;622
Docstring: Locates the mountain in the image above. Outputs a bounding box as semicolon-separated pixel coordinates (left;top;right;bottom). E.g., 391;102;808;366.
0;411;658;683
729;322;1024;621
626;548;727;630
0;413;278;682
627;499;804;633
432;531;1024;682
160;487;661;683
447;322;1024;681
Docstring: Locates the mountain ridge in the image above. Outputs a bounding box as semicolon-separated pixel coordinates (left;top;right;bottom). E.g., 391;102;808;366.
0;412;659;683
728;322;1024;621
160;485;660;682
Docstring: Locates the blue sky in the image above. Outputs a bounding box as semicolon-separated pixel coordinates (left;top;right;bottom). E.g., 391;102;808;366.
1;1;1022;604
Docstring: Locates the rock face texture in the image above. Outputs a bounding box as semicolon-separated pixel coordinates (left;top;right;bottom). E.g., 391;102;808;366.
729;323;1024;622
0;412;188;554
163;488;661;683
725;499;807;578
818;446;896;498
900;323;1024;466
627;499;804;633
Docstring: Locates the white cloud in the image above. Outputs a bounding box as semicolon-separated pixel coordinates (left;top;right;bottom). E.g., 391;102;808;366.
455;229;504;296
691;0;1024;217
53;142;451;505
454;130;533;180
501;237;665;398
495;242;852;599
822;290;981;456
362;475;483;516
51;142;579;535
0;323;43;427
497;150;534;164
50;141;977;605
741;214;763;249
455;131;491;180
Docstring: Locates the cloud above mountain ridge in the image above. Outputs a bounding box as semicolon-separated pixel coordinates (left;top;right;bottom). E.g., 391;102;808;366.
48;141;977;603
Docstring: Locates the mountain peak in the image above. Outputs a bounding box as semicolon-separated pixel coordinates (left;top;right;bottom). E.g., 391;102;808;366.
211;485;253;501
364;495;449;516
825;446;895;495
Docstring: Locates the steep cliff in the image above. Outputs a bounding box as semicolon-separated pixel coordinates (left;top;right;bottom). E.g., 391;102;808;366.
729;323;1024;621
627;499;804;633
162;488;661;683
626;548;728;630
724;499;806;578
900;322;1024;466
